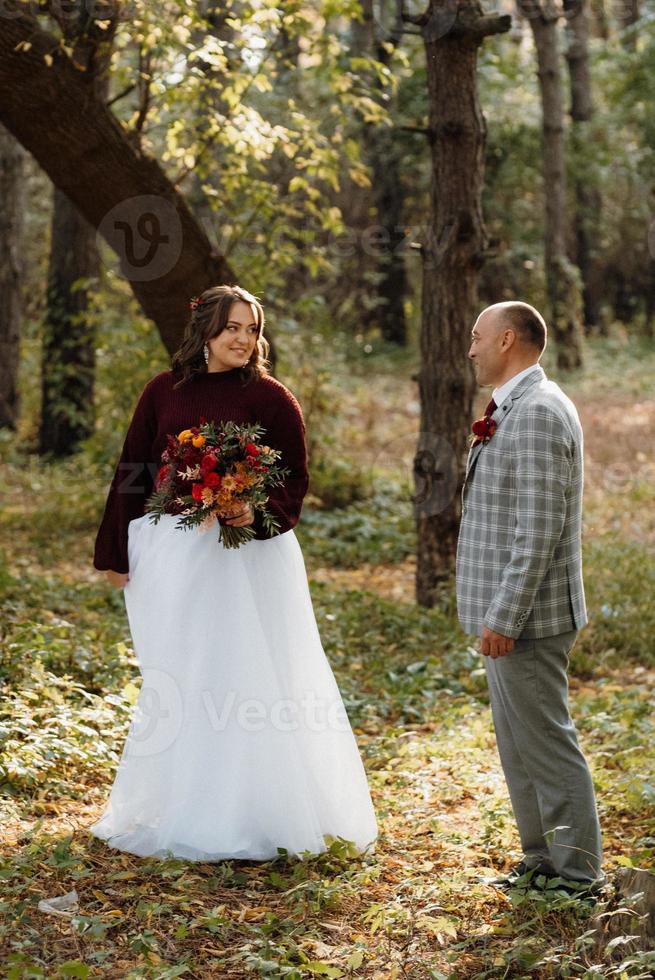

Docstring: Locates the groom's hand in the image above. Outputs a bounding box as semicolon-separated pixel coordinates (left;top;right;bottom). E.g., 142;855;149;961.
481;626;515;659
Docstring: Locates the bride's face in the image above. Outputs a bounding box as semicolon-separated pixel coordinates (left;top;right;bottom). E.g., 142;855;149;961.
207;300;259;372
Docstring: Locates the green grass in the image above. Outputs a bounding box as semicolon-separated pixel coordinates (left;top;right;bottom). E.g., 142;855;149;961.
297;485;416;568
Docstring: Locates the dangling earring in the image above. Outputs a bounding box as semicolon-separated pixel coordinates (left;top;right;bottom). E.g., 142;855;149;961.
203;343;209;365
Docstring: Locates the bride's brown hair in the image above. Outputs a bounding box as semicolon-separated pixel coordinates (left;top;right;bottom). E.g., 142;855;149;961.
171;285;270;388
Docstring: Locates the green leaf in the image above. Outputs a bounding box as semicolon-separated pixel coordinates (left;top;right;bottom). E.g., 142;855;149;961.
346;949;365;969
303;964;344;978
57;963;90;979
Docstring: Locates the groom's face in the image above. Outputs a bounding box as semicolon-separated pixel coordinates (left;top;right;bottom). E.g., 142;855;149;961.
468;310;506;387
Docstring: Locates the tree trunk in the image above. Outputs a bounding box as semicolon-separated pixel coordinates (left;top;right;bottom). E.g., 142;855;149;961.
367;124;409;345
411;1;511;604
593;868;655;954
40;191;100;458
617;0;639;49
565;0;603;333
644;263;655;339
350;0;408;345
0;124;25;431
588;0;609;40
528;4;585;369
0;11;235;358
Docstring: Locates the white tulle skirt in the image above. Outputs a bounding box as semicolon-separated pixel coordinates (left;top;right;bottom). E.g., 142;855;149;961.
89;513;378;862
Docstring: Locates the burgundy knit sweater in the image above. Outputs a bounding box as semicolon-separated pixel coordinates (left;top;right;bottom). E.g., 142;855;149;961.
93;366;310;574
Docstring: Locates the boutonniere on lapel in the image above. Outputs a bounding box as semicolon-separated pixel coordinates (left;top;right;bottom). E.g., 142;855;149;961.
469;398;498;449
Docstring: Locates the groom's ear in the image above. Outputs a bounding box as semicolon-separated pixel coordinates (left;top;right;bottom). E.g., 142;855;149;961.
500;326;517;351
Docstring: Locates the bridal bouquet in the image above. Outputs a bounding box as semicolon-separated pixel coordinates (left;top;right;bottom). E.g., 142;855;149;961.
144;418;289;548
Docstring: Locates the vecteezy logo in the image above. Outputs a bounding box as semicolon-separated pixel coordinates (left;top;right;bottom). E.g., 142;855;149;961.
421;0;459;43
413;432;459;519
97;195;183;282
372;425;459;519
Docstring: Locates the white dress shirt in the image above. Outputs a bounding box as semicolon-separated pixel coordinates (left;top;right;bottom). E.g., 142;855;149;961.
492;363;542;409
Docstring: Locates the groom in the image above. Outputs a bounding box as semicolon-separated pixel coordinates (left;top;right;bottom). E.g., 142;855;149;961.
456;301;603;892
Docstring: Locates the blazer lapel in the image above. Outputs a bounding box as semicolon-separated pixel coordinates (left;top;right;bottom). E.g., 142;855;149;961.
465;437;485;479
464;366;546;484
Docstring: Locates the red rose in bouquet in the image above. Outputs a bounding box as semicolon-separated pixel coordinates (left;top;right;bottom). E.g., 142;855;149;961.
145;419;289;548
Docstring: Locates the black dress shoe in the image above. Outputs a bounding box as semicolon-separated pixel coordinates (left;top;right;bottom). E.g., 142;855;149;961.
537;876;606;899
489;863;606;898
489;860;557;887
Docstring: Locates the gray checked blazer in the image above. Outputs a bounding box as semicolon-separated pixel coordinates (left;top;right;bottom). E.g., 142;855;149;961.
455;365;588;639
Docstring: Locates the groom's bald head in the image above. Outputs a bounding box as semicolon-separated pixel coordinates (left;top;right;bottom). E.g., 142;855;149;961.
470;301;547;388
480;301;548;354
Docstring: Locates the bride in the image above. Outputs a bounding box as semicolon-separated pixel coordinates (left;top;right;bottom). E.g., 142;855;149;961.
90;284;378;862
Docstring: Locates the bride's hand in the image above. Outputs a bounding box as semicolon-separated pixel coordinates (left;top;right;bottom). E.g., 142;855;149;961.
223;503;255;527
106;570;130;588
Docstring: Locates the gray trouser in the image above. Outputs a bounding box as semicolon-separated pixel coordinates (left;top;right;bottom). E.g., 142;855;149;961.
484;628;602;882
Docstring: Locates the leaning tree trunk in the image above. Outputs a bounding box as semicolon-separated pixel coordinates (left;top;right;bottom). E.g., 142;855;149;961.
410;0;511;604
0;10;235;358
528;1;585;370
565;0;603;333
0;124;25;431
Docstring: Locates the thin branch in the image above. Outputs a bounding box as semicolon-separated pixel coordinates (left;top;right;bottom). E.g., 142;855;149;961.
458;13;513;38
400;0;512;38
398;125;432;136
106;82;137;108
399;0;429;26
134;47;152;134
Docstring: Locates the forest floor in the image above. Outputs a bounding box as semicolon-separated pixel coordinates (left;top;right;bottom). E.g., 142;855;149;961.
1;333;654;979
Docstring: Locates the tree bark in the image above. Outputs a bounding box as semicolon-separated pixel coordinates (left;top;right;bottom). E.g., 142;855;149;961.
410;0;511;604
528;2;585;369
40;191;100;457
588;0;609;39
565;0;603;332
355;0;408;345
369;125;409;345
617;0;639;49
593;868;655;954
0;124;25;431
0;10;235;358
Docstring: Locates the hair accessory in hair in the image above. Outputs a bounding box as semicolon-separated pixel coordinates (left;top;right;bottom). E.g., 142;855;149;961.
189;295;202;311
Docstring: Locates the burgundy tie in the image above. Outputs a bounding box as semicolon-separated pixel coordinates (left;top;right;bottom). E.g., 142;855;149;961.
484;398;497;417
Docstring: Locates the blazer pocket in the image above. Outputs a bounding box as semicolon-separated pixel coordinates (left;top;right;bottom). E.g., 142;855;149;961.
565;561;583;617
